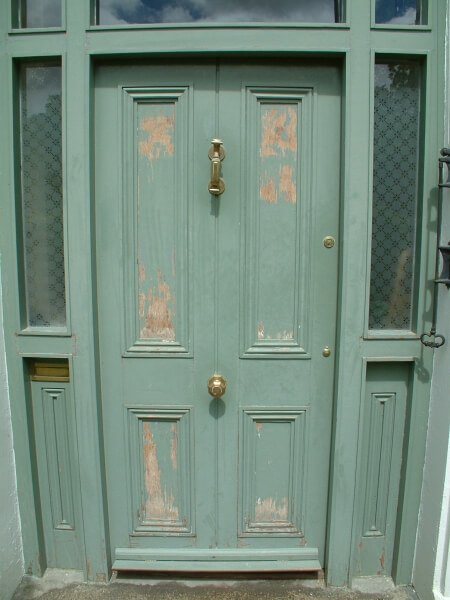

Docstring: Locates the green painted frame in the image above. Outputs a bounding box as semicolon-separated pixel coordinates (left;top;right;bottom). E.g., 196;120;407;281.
0;0;445;586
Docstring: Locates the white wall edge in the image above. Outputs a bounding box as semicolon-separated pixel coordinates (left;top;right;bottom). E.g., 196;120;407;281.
430;2;450;598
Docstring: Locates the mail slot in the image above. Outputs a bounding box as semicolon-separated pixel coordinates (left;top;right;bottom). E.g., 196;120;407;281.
29;359;70;382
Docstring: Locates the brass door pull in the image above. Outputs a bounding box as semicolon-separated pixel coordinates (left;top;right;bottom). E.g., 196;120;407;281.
208;374;226;397
208;138;225;195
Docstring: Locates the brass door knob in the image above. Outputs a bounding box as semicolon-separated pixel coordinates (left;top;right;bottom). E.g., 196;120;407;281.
208;374;226;398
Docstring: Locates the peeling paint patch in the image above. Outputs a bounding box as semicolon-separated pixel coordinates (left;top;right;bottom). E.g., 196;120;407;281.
261;107;297;158
170;423;178;469
255;496;288;522
275;329;294;340
138;264;146;283
138;292;146;319
143;422;179;521
139;113;175;163
258;325;293;341
256;422;263;432
140;269;175;341
260;175;277;203
279;165;296;204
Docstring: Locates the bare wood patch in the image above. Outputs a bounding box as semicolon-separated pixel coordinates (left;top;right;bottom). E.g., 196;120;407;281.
143;422;179;521
279;165;296;204
138;292;146;319
140;269;175;341
255;496;288;522
261;107;297;158
138;263;146;283
257;322;265;340
260;175;277;204
275;329;294;340
139;113;175;163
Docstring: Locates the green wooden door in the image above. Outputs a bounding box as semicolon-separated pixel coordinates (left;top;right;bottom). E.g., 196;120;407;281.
95;59;341;572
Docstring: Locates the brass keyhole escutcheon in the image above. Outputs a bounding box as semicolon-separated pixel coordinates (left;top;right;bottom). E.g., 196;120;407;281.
208;374;227;398
323;236;335;249
322;347;331;357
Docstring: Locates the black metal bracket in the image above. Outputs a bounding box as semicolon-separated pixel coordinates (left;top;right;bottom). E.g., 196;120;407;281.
421;148;450;348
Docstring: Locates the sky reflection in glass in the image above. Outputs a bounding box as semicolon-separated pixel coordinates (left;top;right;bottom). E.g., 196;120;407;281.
375;0;419;25
19;0;61;28
98;0;337;24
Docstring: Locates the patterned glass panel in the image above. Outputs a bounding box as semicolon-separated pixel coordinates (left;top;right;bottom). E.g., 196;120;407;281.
20;62;66;328
369;62;421;330
375;0;421;25
17;0;62;28
97;0;339;24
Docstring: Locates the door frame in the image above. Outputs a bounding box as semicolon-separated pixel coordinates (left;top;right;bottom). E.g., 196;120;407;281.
0;0;446;587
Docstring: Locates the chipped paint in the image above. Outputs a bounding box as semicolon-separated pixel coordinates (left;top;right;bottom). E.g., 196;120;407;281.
138;264;146;283
139;113;175;163
279;165;296;204
261;107;297;158
260;175;277;203
170;423;178;469
275;329;294;340
255;496;288;522
140;269;175;341
256;422;263;432
138;292;146;319
257;322;265;339
258;324;293;341
143;422;179;521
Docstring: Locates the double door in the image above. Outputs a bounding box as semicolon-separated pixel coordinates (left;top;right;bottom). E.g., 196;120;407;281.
95;60;341;571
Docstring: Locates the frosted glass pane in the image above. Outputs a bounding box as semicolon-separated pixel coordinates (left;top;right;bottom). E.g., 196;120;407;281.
20;63;66;328
375;0;419;25
98;0;338;24
18;0;62;28
369;62;420;331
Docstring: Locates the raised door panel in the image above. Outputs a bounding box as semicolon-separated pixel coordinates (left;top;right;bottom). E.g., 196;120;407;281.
121;87;192;354
242;88;313;357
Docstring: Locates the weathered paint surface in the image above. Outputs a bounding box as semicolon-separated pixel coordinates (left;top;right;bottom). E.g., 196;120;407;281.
257;322;293;340
139;113;175;163
143;422;179;521
261;107;297;157
260;175;277;203
279;165;296;204
170;424;178;470
260;106;297;205
140;269;175;340
255;496;288;522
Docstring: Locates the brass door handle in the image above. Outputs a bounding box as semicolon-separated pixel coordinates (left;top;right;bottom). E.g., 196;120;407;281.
207;374;226;397
208;139;225;195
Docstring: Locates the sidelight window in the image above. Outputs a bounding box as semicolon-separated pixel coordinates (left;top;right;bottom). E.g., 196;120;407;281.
17;61;66;329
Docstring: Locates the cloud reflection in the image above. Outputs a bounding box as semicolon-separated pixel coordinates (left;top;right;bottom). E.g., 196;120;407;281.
22;0;61;28
99;0;336;24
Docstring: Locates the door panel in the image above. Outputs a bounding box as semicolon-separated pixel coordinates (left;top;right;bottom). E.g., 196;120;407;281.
95;60;341;571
